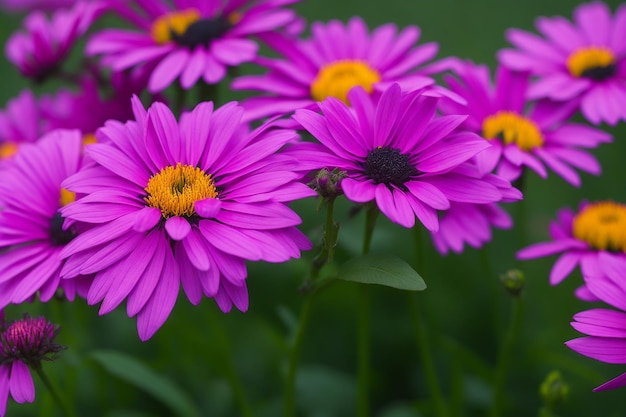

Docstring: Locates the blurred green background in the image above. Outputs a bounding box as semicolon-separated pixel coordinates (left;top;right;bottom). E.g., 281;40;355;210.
1;1;626;416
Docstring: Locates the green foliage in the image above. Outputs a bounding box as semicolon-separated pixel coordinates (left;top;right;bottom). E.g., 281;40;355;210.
333;254;427;291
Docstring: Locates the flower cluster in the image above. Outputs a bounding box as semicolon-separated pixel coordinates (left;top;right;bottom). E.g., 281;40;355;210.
0;1;624;414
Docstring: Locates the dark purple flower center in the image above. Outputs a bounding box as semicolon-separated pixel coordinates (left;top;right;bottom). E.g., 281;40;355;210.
49;212;76;246
0;315;64;364
581;64;616;80
363;146;416;187
171;17;232;49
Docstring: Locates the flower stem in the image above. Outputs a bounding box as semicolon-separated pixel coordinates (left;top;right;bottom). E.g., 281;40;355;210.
33;363;76;417
356;205;379;417
284;199;339;417
208;310;254;417
490;293;524;417
411;226;448;417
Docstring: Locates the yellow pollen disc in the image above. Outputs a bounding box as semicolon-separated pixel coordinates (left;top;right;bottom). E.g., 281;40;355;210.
573;201;626;252
60;188;76;207
144;162;217;218
0;142;18;159
310;60;381;104
82;133;97;145
151;9;201;44
227;11;241;25
482;111;544;152
566;46;615;77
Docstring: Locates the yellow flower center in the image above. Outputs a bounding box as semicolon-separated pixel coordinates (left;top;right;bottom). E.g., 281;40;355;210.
0;142;18;159
566;46;616;78
151;9;201;44
144;163;218;218
82;133;97;145
310;60;381;104
482;111;544;152
573;201;626;252
59;188;76;207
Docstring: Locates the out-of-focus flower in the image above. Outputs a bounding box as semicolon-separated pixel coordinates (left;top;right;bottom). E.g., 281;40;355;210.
5;1;105;82
60;97;313;341
87;0;301;93
232;16;445;122
292;84;510;231
498;1;626;125
0;130;91;308
0;0;83;13
0;90;44;163
441;60;611;186
517;200;626;285
0;314;65;417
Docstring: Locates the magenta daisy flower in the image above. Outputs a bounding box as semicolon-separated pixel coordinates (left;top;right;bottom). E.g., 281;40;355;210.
231;16;442;122
60;97;313;341
86;0;300;93
0;129;91;307
441;60;611;186
5;1;105;82
0;90;44;163
517;200;626;285
292;84;509;231
0;0;83;13
498;2;626;125
0;315;65;417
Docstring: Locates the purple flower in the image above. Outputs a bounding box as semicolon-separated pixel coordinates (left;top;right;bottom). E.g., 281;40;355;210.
0;314;65;417
441;60;611;186
292;84;510;231
87;0;301;93
517;200;626;285
5;1;105;82
0;0;83;13
498;2;626;125
0;129;91;307
231;16;442;122
0;90;44;162
60;97;313;341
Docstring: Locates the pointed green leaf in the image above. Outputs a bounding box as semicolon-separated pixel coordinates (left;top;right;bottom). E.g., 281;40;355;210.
90;350;202;417
334;254;426;291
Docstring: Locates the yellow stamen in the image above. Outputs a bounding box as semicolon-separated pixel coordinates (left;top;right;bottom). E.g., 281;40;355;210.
0;142;18;159
144;163;217;218
310;60;381;104
566;46;615;77
227;11;241;25
82;133;97;146
151;9;201;44
573;201;626;252
482;111;544;152
60;188;76;207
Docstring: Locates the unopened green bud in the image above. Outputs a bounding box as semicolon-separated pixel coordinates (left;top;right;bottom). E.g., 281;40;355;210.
500;269;524;296
540;370;569;407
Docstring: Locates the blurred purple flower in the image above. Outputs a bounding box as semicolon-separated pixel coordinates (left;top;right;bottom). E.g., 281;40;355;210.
60;97;313;341
517;200;626;285
441;60;611;186
293;84;510;231
5;1;105;82
0;0;82;13
498;2;626;125
0;90;44;163
231;16;444;122
0;314;65;417
87;0;301;93
0;130;91;308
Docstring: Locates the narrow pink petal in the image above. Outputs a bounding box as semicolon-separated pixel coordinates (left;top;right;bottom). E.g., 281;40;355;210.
165;216;191;241
181;229;210;271
549;252;582;285
517;239;586;259
198;221;263;260
195;198;222;219
566;337;626;364
405;181;449;210
341;178;376;203
9;361;34;403
133;207;162;232
148;49;189;93
593;372;626;392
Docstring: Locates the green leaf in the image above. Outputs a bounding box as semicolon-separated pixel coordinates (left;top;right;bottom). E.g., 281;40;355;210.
334;254;426;291
90;350;202;417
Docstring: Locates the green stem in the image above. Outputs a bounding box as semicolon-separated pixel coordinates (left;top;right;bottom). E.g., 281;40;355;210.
356;205;379;417
33;363;76;417
284;199;339;416
408;294;448;417
284;296;314;417
490;295;524;417
208;311;254;417
411;226;448;417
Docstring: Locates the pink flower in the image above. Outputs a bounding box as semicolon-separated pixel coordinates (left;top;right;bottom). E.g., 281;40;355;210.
498;1;626;125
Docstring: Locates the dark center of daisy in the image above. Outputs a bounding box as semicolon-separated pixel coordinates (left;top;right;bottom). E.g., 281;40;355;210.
171;17;232;49
49;212;76;246
363;146;416;187
567;47;617;80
